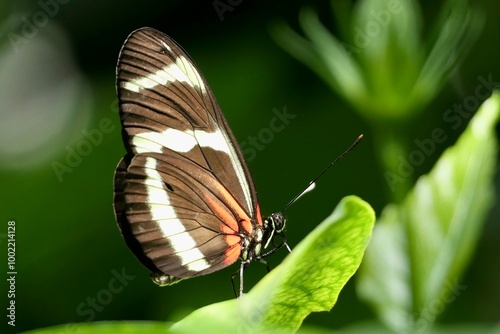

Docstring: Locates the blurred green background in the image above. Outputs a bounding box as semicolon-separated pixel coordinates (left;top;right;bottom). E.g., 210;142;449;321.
0;0;499;333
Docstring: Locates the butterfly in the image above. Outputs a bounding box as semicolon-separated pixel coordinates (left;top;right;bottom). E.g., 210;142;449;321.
113;27;289;296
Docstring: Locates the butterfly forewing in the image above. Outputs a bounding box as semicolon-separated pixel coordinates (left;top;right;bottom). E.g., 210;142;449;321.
114;27;262;281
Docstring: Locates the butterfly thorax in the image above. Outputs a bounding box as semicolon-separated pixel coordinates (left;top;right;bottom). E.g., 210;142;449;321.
240;212;287;264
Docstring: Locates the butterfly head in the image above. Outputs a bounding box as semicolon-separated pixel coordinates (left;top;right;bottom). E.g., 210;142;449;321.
262;212;287;251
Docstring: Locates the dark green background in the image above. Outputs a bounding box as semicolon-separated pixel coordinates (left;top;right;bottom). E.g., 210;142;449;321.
1;0;499;333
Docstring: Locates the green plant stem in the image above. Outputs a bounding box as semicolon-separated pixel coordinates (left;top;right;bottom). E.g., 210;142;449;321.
373;122;413;203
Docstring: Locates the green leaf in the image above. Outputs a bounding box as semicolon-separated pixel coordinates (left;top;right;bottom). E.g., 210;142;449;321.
299;8;367;105
357;92;500;332
172;196;375;333
271;7;368;115
270;10;366;103
271;0;482;122
23;196;374;334
21;321;174;334
350;0;423;113
415;0;484;108
337;321;500;334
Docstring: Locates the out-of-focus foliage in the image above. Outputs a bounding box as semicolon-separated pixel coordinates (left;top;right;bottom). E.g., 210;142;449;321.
1;0;499;333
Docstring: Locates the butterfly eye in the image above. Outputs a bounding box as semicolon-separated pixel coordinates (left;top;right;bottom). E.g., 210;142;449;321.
268;212;286;233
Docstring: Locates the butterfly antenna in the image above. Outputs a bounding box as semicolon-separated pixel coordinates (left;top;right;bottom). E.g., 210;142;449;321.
280;134;363;213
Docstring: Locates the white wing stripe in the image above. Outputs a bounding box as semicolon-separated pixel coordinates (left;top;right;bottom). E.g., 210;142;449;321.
132;128;232;154
218;127;253;214
122;55;206;93
133;127;253;213
132;129;197;154
144;157;210;272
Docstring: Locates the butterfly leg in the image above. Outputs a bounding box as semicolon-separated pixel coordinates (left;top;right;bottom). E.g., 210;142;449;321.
259;258;271;273
231;261;249;297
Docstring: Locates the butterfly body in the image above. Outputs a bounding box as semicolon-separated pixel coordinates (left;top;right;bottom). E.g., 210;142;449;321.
113;27;287;295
